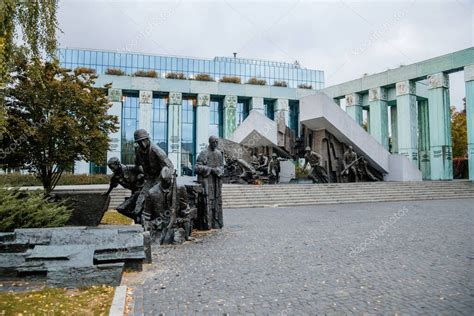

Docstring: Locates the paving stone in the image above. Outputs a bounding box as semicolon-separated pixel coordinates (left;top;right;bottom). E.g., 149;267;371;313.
127;198;474;314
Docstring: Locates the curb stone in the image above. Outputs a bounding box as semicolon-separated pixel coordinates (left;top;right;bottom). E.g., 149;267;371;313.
109;285;127;316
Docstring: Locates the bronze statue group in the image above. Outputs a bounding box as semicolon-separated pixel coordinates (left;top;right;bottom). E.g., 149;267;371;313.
104;129;378;245
302;145;380;183
104;129;224;245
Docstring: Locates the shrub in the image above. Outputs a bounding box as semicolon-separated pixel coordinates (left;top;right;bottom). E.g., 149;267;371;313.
165;72;186;79
194;73;214;81
298;83;312;89
273;80;288;87
247;77;266;85
220;76;241;84
0;173;110;187
134;70;158;78
105;68;126;76
74;67;96;75
0;187;72;232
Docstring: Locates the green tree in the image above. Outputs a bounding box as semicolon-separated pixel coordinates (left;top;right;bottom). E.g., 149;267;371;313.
451;100;467;158
0;0;59;133
1;57;118;194
0;0;58;81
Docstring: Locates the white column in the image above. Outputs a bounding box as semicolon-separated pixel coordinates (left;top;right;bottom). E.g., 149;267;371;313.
274;99;289;126
168;92;182;175
250;97;264;114
196;94;210;155
138;90;153;132
223;95;237;139
345;93;363;126
427;73;452;180
74;160;90;175
464;65;474;181
368;87;389;150
396;80;418;164
106;88;123;174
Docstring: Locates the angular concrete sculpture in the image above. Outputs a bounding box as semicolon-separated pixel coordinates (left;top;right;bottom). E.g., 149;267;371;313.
0;226;151;288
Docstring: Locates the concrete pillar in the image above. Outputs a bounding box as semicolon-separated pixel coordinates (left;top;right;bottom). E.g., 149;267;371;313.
345;93;363;126
196;94;210;155
74;160;90;175
418;99;431;179
106;88;123;175
138;90;153;132
396;80;418;164
250;97;264;114
274;99;289;127
168;92;182;174
427;73;452;180
390;105;398;153
368;87;389;150
464;64;474;181
223;95;237;139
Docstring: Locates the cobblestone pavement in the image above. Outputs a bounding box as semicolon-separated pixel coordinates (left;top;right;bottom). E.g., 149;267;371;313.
125;199;474;315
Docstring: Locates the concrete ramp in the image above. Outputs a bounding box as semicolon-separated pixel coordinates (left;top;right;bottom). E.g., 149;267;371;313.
230;111;278;147
300;92;421;180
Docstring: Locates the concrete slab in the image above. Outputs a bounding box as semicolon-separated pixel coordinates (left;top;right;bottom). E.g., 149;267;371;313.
300;92;390;173
230;111;278;147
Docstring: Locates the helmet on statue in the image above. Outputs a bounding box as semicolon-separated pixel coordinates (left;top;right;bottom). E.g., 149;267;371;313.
134;129;150;142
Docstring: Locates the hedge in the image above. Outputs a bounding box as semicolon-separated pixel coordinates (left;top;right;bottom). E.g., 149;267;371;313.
0;173;110;187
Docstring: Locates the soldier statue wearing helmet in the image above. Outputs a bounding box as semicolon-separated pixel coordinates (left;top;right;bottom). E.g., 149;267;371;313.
132;129;174;224
303;146;328;183
268;153;281;184
104;157;144;222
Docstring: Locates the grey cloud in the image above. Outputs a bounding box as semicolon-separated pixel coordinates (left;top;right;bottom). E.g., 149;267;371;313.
57;0;472;107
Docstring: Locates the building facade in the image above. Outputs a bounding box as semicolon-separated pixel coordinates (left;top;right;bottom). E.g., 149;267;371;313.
321;47;474;181
58;48;324;175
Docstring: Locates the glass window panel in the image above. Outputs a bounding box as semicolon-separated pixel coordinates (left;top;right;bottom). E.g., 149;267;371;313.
84;51;90;64
65;50;71;63
97;52;103;65
264;99;275;120
181;97;196;176
132;54;138;68
172;57;177;70
90;51;96;65
152;96;168;153
121;94;139;164
138;55;144;69
209;98;223;138
78;50;84;63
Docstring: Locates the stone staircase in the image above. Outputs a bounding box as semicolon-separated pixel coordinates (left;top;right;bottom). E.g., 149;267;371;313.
108;181;474;209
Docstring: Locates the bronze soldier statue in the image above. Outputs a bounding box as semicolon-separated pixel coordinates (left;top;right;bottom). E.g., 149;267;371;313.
356;157;380;181
144;166;179;244
104;157;144;222
303;146;328;183
132;129;174;223
342;145;360;182
256;153;269;175
195;135;224;229
268;153;281;184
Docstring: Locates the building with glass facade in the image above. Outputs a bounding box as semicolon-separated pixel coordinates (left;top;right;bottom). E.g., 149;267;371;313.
58;48;324;89
58;48;325;175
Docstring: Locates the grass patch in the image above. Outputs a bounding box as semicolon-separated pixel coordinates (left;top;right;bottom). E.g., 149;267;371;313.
100;211;133;225
0;285;115;315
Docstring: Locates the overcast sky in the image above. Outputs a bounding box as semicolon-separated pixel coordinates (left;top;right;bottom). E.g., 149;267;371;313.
57;0;473;109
